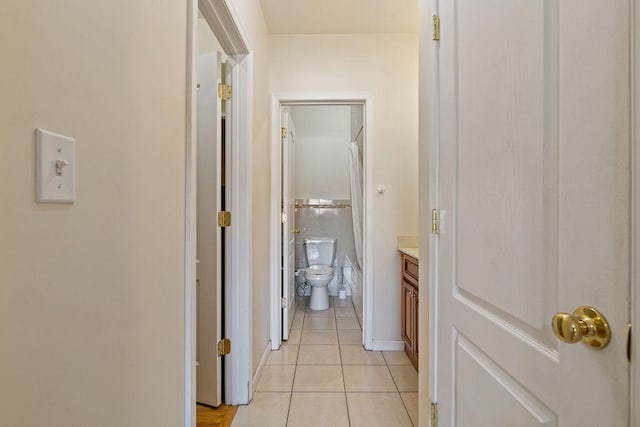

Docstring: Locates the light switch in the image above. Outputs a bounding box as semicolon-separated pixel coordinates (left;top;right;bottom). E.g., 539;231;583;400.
35;128;76;203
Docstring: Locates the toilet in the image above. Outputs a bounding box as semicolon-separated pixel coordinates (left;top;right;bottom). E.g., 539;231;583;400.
303;238;337;310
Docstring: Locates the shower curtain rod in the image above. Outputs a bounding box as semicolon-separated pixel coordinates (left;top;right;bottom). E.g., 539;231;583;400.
295;203;351;209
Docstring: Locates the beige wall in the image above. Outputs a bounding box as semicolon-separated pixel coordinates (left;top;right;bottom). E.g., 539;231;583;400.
227;0;272;375
0;2;187;426
270;34;419;342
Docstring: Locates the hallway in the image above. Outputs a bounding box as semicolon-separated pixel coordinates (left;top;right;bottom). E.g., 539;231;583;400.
233;297;418;426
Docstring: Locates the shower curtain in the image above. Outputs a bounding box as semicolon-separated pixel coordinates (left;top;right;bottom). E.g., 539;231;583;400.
348;142;363;268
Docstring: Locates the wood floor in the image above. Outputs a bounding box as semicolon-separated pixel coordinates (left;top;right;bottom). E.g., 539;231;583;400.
197;404;237;427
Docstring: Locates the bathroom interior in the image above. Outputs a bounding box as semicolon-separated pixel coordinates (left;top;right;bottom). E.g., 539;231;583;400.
283;103;420;374
288;104;365;323
258;103;419;424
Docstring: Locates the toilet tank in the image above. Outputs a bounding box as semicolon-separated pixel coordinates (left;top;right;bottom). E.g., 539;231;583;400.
303;238;337;266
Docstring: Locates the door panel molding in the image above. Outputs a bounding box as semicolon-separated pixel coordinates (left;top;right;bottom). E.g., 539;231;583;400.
454;291;559;359
451;0;560;334
454;332;557;426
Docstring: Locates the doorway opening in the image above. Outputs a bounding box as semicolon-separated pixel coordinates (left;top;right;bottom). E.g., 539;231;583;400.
185;1;253;423
270;98;372;353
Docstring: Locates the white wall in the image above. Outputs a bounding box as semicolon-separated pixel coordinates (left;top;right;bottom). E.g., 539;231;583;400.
270;34;419;343
0;1;187;426
291;105;352;200
295;132;350;198
290;105;359;284
226;0;273;377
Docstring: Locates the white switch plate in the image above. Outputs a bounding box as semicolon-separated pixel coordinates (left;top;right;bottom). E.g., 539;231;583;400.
35;128;76;203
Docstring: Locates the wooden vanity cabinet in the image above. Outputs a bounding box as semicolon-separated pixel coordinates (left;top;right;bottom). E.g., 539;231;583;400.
401;253;419;369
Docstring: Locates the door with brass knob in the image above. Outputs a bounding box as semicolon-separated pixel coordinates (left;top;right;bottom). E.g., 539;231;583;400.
431;0;632;424
551;306;610;349
281;107;297;341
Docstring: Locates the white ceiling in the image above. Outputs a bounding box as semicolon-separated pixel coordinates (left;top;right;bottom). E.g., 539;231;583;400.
259;0;418;34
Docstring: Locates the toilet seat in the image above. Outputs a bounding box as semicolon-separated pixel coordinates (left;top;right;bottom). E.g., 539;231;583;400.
305;265;333;276
304;264;334;311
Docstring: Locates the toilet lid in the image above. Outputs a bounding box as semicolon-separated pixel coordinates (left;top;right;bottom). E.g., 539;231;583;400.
306;265;333;275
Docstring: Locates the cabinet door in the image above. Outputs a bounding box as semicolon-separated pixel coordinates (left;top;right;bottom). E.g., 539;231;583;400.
413;287;418;365
402;279;416;357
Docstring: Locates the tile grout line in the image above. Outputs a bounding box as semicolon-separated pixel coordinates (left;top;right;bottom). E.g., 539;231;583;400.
285;302;306;427
383;349;415;427
246;298;415;426
286;297;362;426
334;297;352;427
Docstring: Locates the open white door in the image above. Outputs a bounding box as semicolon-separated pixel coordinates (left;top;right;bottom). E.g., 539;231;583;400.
431;0;631;425
196;51;222;407
281;108;296;340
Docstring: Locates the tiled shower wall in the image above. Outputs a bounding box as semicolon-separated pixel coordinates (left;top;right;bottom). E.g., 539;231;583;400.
295;199;357;285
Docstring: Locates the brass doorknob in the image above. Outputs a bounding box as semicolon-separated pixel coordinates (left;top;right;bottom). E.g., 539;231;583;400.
292;228;300;234
551;306;610;349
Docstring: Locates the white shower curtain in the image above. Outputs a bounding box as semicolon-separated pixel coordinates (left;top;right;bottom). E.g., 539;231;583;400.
348;142;363;268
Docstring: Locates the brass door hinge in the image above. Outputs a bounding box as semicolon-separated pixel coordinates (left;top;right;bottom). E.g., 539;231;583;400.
281;127;287;138
430;402;438;427
218;83;232;101
431;209;440;235
217;211;231;228
432;15;440;41
217;338;231;356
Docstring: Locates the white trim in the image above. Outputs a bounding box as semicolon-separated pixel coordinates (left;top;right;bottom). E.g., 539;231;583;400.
251;340;272;394
423;0;440;420
223;52;253;405
198;0;250;54
269;95;283;350
362;100;374;351
268;93;374;352
370;340;404;352
418;1;434;426
631;0;639;423
184;2;198;426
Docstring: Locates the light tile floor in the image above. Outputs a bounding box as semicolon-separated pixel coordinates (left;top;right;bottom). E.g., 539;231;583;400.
233;297;418;427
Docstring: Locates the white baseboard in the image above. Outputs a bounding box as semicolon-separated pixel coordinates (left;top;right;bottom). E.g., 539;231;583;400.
369;340;404;351
251;340;271;396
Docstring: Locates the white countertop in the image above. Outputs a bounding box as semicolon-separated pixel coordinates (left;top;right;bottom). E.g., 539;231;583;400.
398;247;419;260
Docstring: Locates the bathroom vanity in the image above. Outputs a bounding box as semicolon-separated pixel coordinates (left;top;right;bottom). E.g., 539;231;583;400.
399;248;419;369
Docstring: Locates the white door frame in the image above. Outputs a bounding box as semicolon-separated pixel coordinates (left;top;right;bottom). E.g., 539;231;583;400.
221;52;254;406
632;0;640;422
269;93;374;351
417;1;436;425
185;0;253;424
281;107;296;340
